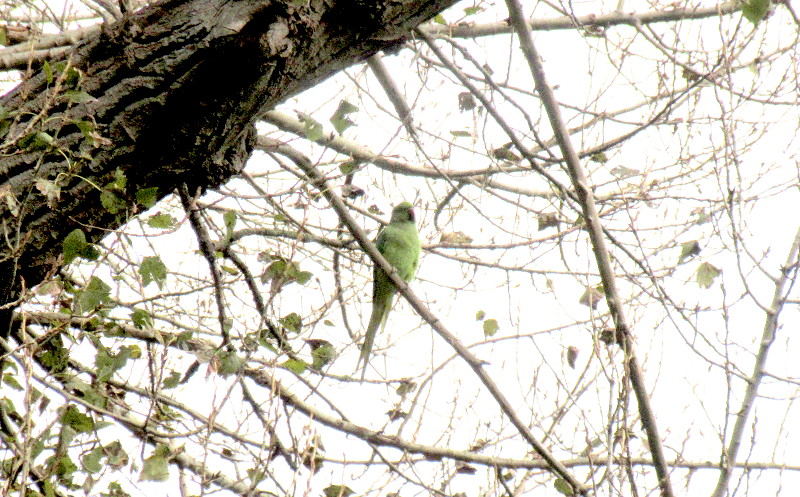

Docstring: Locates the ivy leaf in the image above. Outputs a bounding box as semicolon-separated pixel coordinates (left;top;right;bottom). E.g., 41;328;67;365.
65;90;95;104
554;477;575;495
131;308;152;328
223;210;237;241
43;59;53;85
135;187;159;208
104;441;129;470
100;189;125;214
162;370;181;389
139;255;168;288
330;100;358;134
696;262;721;288
215;349;243;376
281;358;307;374
95;345;136;383
73;119;95;137
75;276;111;314
19;131;54;151
323;485;355;497
111;168;127;190
61;405;94;433
742;0;770;23
579;285;605;309
678;240;701;264
139;445;171;482
395;380;417;397
147;212;176;229
298;113;324;141
538;213;560;231
610;166;639;179
81;446;105;473
306;339;335;370
483;318;499;337
279;312;302;333
63;229;87;264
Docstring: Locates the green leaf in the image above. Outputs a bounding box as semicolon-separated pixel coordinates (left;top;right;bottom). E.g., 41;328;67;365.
216;349;243;376
554;477;575;495
62;229;87;264
100;189;125;214
101;482;129;496
95;345;135;383
330;100;358;134
131;308;152;328
483;318;499;337
262;258;313;291
279;312;302;333
610;165;639;179
52;453;78;480
81;446;105;473
306;339;335;370
678;240;701;264
139;445;170;482
464;5;484;15
338;161;357;175
742;0;770;23
65;90;95;104
475;310;486;321
395;380;417;396
73;119;95;136
696;262;721;288
433;14;446;24
223;210;237;241
538;213;560;231
111;168;127;190
2;372;22;391
61;228;100;264
19;131;54;151
139;255;168;288
281;358;307;374
147;212;176;229
61;405;94;433
75;276;111;314
299;113;324;141
590;152;608;163
104;441;129;470
64;66;82;88
450;130;471;138
135;187;159;208
162;370;181;389
323;485;355;497
43;59;53;85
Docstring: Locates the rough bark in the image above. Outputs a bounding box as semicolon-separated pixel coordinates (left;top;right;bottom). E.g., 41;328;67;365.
0;0;457;337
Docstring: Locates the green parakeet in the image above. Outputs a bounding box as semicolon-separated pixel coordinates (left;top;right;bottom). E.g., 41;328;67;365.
358;202;421;379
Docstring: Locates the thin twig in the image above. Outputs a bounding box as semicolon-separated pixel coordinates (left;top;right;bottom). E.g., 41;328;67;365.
710;225;800;497
281;139;588;493
503;0;674;495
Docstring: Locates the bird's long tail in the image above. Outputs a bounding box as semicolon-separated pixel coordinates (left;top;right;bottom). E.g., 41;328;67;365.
358;297;392;379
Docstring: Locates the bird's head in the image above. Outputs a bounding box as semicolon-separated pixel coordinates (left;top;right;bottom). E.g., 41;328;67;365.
391;202;415;223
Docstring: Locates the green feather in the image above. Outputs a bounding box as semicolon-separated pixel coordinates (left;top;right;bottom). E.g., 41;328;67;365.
358;202;421;379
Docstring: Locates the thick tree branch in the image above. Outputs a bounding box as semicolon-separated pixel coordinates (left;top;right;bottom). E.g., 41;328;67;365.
0;0;458;337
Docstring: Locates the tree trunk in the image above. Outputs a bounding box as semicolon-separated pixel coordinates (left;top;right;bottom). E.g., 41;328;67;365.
0;0;456;337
